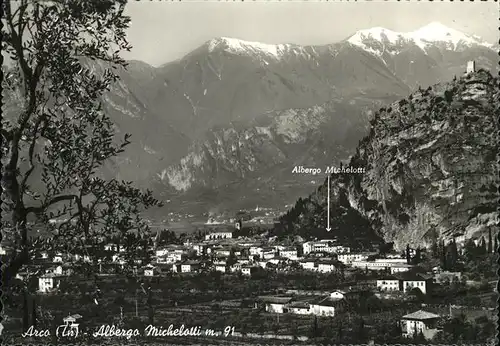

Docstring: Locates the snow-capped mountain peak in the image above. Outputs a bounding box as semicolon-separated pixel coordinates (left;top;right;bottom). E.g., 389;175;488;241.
349;27;402;43
409;21;490;48
347;21;494;54
206;37;296;59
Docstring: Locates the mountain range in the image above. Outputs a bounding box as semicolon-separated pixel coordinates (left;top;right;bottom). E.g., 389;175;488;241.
3;22;498;218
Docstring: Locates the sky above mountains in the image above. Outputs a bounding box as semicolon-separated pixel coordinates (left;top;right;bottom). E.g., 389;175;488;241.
123;1;497;67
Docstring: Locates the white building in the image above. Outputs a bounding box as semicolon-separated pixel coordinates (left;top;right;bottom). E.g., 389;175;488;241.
402;278;429;294
62;314;82;336
299;259;317;271
157;251;185;264
241;266;259;276
112;254;126;266
390;264;413;274
39;251;49;259
317;260;338;273
231;263;243;272
399;272;433;295
302;240;333;255
375;258;407;264
104;244;120;252
401;310;441;339
338;252;373;265
257;261;268;269
273;245;286;252
205;230;233;240
16;272;29;281
376;276;401;292
261;248;276;260
215;264;228;273
155;248;169;257
288;301;311;315
180;261;201;273
249;246;264;257
309;297;340;317
38;274;64;293
265;258;281;265
377;273;432;294
63;314;82;324
329;290;346;300
351;259;413;271
259;296;293;314
214;248;231;257
46;265;72;276
279;248;298;260
303;240;350;255
192;244;210;256
53;253;64;263
73;254;90;263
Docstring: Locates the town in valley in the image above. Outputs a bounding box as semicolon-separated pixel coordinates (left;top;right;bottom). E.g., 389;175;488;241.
4;203;496;344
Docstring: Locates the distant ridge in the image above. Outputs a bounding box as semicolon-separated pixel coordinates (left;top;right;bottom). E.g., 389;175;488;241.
347;22;494;53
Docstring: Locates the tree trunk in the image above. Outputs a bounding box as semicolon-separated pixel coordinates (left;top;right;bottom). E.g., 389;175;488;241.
23;288;30;332
148;307;154;325
32;294;38;329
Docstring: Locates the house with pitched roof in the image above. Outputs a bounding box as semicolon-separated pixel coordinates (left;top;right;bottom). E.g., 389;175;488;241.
144;264;161;277
397;272;433;294
401;310;441;339
317;259;340;273
375;272;433;294
309;296;346;317
299;258;317;270
257;296;293;313
329;290;347;300
376;275;401;292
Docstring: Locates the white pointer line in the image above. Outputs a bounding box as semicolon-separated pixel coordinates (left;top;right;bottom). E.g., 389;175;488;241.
326;175;331;232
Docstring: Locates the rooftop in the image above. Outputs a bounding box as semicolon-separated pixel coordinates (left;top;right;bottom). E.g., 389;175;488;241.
317;260;340;265
377;275;400;281
40;273;66;278
395;272;433;281
402;310;440;320
310;296;345;307
258;296;293;304
63;314;82;322
288;301;310;309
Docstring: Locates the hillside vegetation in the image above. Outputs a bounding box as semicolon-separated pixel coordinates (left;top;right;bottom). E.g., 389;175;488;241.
280;70;498;250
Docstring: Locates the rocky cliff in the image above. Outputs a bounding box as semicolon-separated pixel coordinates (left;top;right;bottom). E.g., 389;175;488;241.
281;70;498;250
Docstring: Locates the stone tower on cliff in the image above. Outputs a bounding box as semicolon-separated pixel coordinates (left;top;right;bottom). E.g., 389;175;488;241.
466;60;476;74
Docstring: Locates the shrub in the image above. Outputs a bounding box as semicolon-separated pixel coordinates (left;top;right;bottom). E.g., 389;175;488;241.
444;90;454;103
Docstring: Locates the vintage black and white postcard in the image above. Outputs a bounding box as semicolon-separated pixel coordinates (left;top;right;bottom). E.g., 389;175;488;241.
1;0;498;345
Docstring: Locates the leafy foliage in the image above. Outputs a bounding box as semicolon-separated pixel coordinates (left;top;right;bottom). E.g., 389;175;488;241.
1;0;161;286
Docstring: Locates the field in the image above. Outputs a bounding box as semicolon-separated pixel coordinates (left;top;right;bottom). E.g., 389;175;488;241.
3;271;496;345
